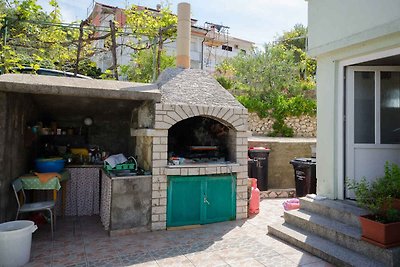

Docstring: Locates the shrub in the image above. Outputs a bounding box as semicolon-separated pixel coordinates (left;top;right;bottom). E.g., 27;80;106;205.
236;94;316;137
347;162;400;223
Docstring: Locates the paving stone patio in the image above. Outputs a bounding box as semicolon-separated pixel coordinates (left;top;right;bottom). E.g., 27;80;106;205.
26;199;334;267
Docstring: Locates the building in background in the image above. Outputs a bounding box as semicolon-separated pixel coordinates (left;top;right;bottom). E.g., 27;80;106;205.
87;2;254;75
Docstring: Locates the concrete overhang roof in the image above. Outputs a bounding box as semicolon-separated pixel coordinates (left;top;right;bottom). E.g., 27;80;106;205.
0;74;161;102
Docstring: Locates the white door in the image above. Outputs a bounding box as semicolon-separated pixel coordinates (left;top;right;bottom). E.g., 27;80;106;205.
346;66;400;199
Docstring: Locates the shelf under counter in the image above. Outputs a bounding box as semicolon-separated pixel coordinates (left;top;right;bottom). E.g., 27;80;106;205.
64;166;101;216
66;164;103;168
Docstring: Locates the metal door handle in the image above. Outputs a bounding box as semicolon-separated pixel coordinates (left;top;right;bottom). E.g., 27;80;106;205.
204;196;210;205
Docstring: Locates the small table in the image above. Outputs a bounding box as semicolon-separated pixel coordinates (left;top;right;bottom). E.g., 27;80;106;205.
19;170;70;216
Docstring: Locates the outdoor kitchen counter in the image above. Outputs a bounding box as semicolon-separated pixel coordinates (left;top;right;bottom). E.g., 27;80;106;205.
164;162;241;176
100;170;152;235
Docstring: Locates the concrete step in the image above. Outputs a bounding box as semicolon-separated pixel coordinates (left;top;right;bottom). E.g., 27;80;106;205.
268;222;385;267
299;197;368;227
284;209;394;265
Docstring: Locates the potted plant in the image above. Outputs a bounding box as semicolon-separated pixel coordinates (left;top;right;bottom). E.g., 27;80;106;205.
382;162;400;210
347;162;400;248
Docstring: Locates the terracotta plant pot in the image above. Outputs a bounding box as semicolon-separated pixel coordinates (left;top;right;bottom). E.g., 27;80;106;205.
359;215;400;248
382;198;400;213
393;198;400;210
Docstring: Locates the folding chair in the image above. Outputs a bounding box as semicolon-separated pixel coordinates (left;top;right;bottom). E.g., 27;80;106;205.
12;178;56;239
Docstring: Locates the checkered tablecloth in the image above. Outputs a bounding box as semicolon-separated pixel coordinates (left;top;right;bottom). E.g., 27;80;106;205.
19;170;70;190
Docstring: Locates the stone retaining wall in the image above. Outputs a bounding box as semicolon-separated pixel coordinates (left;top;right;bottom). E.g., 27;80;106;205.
248;113;317;137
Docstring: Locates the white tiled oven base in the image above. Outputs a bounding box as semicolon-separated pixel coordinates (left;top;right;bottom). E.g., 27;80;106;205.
151;103;249;230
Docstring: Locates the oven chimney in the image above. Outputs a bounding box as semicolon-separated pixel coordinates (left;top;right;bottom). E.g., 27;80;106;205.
176;2;191;69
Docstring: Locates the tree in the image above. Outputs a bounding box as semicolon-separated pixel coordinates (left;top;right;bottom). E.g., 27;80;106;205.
215;24;316;137
217;44;303;98
120;49;175;83
0;0;97;77
122;4;177;80
0;1;178;80
277;23;307;51
276;23;316;78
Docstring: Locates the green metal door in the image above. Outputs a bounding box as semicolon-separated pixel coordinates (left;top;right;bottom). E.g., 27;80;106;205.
167;175;236;227
167;176;203;227
203;175;236;224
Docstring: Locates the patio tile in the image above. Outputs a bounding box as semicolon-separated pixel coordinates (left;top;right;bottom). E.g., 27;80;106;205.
242;246;280;259
24;256;53;267
53;239;85;250
54;233;83;242
281;250;323;265
84;238;118;250
84;246;119;261
31;241;54;259
185;251;227;267
227;258;265;267
119;251;155;265
115;243;149;256
30;248;52;260
155;255;194;267
52;245;86;258
215;247;254;263
124;261;160;267
27;199;334;267
63;262;87;267
51;251;86;266
86;256;122;267
149;246;184;260
141;238;177;250
235;224;267;238
178;240;215;254
81;231;109;240
256;254;298;267
211;236;257;251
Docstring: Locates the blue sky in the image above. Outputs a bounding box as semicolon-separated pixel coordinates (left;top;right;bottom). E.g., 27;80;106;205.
37;0;308;47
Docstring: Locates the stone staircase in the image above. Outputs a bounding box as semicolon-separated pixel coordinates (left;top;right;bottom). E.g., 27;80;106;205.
268;197;400;267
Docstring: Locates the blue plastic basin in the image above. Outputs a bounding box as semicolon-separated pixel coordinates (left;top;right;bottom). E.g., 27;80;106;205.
35;158;65;173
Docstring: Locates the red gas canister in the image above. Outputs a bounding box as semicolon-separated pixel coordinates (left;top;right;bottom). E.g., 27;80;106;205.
249;178;260;214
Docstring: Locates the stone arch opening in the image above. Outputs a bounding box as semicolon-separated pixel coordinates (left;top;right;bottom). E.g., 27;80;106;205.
168;116;236;164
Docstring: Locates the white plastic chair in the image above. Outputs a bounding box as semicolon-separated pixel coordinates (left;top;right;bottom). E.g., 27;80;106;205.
12;178;56;239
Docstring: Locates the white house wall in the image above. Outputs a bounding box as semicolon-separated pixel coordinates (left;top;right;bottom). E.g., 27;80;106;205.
307;0;400;199
313;35;400;199
307;0;400;56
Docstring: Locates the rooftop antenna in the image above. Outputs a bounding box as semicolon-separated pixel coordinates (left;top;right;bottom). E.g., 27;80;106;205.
86;0;95;17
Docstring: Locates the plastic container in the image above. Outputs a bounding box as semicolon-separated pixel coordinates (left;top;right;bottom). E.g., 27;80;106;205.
0;220;37;267
70;147;89;156
290;158;317;197
249;178;260;214
35;158;65;173
248;147;270;191
283;198;300;211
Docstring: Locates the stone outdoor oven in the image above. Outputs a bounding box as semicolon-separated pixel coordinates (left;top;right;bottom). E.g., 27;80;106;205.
133;3;249;231
149;68;249;230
